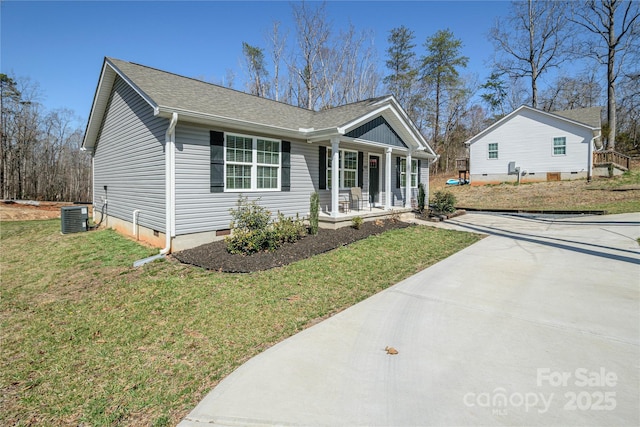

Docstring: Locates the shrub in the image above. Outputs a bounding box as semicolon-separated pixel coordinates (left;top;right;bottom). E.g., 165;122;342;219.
272;212;307;244
388;210;401;223
309;192;319;235
432;190;456;214
351;216;363;230
229;195;270;231
226;196;307;255
417;182;426;212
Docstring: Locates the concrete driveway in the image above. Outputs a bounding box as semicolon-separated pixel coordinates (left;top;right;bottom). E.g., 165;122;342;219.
179;213;640;426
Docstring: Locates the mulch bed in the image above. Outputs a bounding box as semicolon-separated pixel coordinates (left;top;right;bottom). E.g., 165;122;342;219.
173;220;413;273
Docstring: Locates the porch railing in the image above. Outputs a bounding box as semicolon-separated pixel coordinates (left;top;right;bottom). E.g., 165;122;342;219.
593;150;631;171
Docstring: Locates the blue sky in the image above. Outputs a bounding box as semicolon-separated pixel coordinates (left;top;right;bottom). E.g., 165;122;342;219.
1;1;512;127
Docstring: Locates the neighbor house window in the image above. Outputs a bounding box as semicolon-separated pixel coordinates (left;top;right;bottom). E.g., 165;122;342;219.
327;148;358;189
225;134;280;190
400;158;418;188
488;143;499;159
553;137;566;155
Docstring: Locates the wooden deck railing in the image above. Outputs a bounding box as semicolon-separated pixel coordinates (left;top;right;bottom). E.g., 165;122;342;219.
456;158;469;172
593;150;631;170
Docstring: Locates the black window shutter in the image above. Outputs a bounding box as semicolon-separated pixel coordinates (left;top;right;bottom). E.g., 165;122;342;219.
358;151;364;188
417;160;421;184
210;131;225;193
319;146;326;190
281;141;291;192
395;156;401;188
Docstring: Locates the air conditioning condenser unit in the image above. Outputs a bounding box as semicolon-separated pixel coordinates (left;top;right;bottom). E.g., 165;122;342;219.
61;206;88;234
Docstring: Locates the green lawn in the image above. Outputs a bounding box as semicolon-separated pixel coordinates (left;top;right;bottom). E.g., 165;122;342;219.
1;219;480;426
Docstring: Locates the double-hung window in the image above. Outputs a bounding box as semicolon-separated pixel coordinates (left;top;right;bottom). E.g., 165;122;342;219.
488;143;499;159
399;158;418;188
327;148;358;189
225;134;280;190
553;137;566;156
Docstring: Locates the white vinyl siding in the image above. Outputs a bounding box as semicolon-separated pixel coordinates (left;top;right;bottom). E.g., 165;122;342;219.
468;107;593;180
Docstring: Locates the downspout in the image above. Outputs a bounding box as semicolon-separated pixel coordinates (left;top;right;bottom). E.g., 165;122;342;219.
132;209;140;238
133;112;177;268
587;132;599;183
161;112;178;254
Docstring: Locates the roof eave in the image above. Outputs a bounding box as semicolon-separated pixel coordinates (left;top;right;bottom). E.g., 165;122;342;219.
82;58;159;152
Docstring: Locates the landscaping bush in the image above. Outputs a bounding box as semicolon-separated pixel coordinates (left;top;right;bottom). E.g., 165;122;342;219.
309;192;319;235
351;216;363;230
272;212;307;244
432;190;457;214
226;196;307;255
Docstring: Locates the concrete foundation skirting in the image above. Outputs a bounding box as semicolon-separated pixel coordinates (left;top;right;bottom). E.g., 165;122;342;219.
95;213;166;248
470;171;588;185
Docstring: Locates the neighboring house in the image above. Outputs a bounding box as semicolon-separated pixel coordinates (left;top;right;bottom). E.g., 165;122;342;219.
82;58;436;252
465;105;602;185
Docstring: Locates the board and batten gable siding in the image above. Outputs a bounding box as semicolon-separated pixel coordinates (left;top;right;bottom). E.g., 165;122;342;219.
93;76;167;232
174;124;316;235
469;109;592;176
345;116;408;148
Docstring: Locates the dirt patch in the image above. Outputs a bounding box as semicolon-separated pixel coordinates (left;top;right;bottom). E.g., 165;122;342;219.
430;177;640;212
0;201;92;221
173;220;412;273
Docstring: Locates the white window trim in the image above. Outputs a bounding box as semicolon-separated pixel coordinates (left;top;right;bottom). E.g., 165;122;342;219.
400;158;418;188
224;132;281;192
552;136;567;156
327;148;359;190
488;142;499;160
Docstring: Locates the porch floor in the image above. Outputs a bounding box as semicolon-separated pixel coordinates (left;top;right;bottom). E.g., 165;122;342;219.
318;206;413;229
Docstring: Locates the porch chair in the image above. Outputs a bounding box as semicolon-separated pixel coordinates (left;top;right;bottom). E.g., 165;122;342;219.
350;187;368;211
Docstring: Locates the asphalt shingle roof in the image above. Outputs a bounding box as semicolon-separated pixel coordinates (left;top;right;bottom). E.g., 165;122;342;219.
552;106;602;128
108;58;387;131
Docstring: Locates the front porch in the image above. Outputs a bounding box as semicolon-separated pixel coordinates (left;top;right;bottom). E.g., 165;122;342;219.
318;206;413;229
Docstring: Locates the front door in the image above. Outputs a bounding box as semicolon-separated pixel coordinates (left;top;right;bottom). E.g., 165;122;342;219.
369;155;380;206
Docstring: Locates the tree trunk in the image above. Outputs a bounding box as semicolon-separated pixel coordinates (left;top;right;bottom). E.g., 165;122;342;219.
607;5;616;150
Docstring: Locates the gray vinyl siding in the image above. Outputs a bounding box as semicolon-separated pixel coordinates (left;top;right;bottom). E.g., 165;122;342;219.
391;155;429;207
174;124;316;235
92;76;167;232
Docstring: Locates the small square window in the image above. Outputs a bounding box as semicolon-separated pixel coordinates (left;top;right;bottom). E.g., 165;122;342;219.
553;137;566;155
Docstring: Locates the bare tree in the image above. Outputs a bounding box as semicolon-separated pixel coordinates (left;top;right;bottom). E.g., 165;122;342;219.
570;0;639;150
266;21;287;102
489;0;571;108
0;74;91;202
291;1;331;109
539;70;603;112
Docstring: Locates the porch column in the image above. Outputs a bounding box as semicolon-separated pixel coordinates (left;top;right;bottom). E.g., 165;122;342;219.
405;151;412;208
385;147;392;210
331;137;340;218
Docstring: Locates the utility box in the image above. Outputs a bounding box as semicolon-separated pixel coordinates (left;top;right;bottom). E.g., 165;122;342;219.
61;206;88;234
